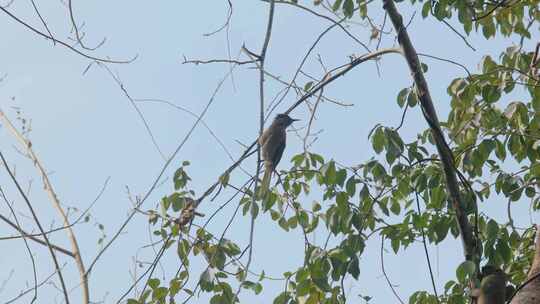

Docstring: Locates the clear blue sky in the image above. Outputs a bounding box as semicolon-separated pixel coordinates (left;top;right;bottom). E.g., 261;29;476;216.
0;0;537;303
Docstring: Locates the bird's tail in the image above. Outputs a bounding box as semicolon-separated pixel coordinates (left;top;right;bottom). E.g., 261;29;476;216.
259;164;272;199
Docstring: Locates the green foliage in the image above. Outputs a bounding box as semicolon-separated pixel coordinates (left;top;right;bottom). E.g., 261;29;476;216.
128;1;540;303
328;0;539;41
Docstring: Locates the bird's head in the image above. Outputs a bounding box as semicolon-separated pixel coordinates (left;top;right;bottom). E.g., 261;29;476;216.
273;113;299;127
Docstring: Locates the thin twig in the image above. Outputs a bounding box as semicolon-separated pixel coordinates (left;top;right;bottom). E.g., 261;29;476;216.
413;190;439;301
0;188;38;303
269;0;370;52
418;52;472;78
4;269;61;304
0;212;75;257
0;151;70;304
85;64;235;278
182;57;257;65
67;0;106;50
29;0;56;45
0;6;135;63
380;236;405;304
96;63;166;161
203;0;233;36
0;109;89;303
234;0;276;300
472;0;507;21
285;48;401;114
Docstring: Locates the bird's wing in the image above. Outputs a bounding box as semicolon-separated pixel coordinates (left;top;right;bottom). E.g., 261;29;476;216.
259;128;270;146
269;132;286;169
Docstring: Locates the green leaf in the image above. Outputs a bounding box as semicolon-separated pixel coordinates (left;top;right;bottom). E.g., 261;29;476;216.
221;239;241;256
304;81;314;92
345;177;357;196
313;277;331;292
169;278;182;296
173;167;191;190
321;161;337;185
331;0;343;12
371;127;386;154
390;201;400;215
211;247;226;270
496;239;512;263
200;268;216;291
421;1;431;18
486;220;499;240
273;292;291;304
152;287;168;300
397;88;409;108
481;55;497;73
348;256;360;279
250;202;259;218
343;0;354;18
482;85;501;103
148;278;160;289
390;238;400;253
456;261;476;283
421;63;429;73
296;279;311;297
532;86;540;112
359;2;367;18
219;172;230;186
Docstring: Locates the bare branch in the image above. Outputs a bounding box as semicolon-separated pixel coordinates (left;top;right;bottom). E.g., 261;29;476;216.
0;109;89;304
96;63;167;161
380;236;405;304
285;47;401;114
67;0;106;50
86;64;235;279
0;6;136;64
29;0;56;45
0;212;75;257
0;151;70;304
182;57;257;65
0;188;38;303
234;0;277;300
203;0;233;37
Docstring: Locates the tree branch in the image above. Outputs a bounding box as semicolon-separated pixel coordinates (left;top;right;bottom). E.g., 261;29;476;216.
0;151;70;304
0;109;88;304
0;213;75;257
382;0;477;268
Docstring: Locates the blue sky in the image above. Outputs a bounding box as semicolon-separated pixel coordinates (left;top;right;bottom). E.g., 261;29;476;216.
0;0;538;303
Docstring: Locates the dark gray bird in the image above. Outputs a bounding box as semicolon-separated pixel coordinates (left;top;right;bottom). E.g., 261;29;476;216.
471;265;508;304
258;113;299;198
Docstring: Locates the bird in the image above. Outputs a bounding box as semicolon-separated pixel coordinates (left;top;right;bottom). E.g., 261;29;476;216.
258;113;299;198
471;265;508;304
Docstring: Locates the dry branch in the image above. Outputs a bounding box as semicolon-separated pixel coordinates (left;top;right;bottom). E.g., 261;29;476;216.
0;213;74;257
0;109;89;304
0;151;70;303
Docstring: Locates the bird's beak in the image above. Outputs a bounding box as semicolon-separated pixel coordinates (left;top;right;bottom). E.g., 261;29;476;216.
291;118;300;122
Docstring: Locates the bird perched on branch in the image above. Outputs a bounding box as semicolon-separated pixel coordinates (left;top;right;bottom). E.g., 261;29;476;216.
258;113;299;198
471;265;509;304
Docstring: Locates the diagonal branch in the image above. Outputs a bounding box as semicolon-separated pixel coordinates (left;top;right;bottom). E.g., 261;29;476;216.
197;47;401;206
382;0;477;269
0;109;88;304
0;6;135;64
0;213;75;257
0;188;39;303
0;151;71;304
